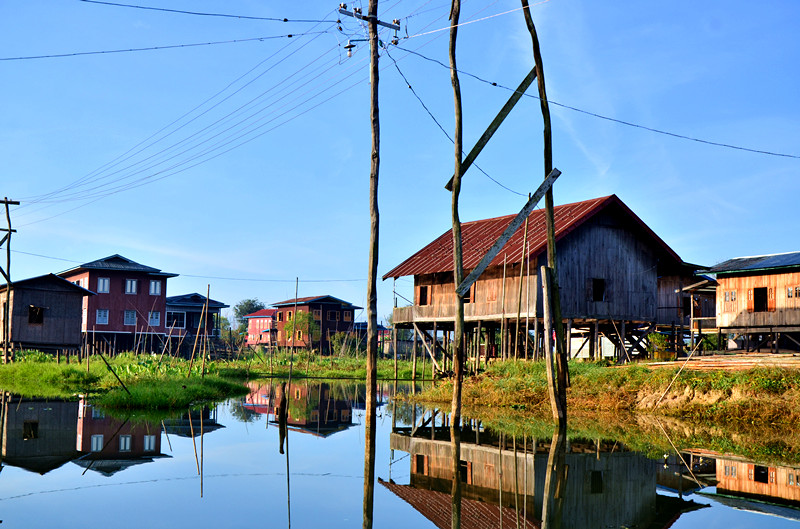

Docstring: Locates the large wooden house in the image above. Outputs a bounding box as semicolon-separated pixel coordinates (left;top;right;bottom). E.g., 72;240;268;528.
384;195;693;361
706;251;800;351
165;293;229;339
0;274;93;354
271;295;361;353
58;254;178;352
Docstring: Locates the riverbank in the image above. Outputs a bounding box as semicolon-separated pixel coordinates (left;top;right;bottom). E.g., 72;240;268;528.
407;360;800;428
0;351;424;409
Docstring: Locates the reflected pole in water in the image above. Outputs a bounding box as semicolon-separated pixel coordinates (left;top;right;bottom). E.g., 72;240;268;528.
200;407;204;498
541;423;567;529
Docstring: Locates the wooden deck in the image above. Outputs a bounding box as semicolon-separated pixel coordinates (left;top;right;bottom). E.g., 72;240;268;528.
645;352;800;371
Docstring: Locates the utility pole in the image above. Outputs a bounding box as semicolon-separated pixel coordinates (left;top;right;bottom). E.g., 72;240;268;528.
337;4;398;529
0;198;20;364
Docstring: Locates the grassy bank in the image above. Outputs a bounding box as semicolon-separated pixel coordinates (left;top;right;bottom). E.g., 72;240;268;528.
409;360;800;427
0;350;424;409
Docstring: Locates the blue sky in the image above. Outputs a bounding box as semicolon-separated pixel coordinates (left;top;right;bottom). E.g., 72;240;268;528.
2;0;798;324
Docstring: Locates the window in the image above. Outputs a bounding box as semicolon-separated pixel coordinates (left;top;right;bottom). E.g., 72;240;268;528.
91;434;104;452
343;311;352;322
149;311;160;326
166;311;185;329
149;280;161;296
296;330;303;340
96;309;109;325
591;278;606;302
589;470;604;494
119;435;132;452
313;309;322;320
327;311;339;321
277;330;282;341
796;287;800;298
753;287;769;312
725;291;730;302
125;279;137;294
310;410;320;422
731;290;737;301
91;406;105;419
97;277;110;293
418;286;430;306
790;473;796;486
340;409;351;422
23;421;38;440
731;465;737;477
124;310;137;326
278;311;283;322
287;311;293;321
789;287;794;299
28;306;44;324
143;435;156;452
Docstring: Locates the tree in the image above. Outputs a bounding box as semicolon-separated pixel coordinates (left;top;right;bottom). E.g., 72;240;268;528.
284;310;320;349
233;298;266;333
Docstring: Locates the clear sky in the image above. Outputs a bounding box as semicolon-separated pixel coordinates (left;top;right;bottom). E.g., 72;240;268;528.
2;0;798;324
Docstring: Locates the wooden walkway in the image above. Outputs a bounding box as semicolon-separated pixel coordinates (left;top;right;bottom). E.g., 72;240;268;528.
645;352;800;371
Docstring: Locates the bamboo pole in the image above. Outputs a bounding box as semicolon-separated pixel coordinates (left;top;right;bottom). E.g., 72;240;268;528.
515;217;529;359
501;255;507;360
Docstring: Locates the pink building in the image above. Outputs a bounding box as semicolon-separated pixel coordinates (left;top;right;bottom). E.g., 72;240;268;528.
243;308;278;347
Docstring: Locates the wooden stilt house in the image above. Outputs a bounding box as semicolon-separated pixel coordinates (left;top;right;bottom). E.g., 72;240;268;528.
383;195;689;363
705;251;800;352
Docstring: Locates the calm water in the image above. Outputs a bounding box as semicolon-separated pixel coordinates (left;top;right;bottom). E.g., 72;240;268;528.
0;381;798;528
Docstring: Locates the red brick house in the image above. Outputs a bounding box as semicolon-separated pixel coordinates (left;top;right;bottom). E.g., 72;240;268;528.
272;295;361;353
242;308;278;347
58;254;177;352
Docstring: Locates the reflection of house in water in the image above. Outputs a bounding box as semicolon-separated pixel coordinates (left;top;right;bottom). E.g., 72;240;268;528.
387;425;705;529
0;395;80;474
243;381;354;437
74;402;168;476
161;407;224;438
690;450;800;521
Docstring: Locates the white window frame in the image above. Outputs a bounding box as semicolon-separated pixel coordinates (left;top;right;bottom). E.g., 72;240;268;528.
143;434;157;452
91;434;104;452
119;434;132;452
125;279;137;294
97;277;110;294
124;310;137;326
96;309;109;325
149;311;160;327
149;280;161;296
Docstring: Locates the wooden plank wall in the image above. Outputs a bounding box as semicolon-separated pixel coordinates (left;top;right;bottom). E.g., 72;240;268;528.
2;284;83;347
717;272;800;328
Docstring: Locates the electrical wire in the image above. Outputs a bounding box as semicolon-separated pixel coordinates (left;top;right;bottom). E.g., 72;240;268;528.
79;0;333;23
0;33;327;61
11;249;366;283
385;47;526;196
396;46;800;160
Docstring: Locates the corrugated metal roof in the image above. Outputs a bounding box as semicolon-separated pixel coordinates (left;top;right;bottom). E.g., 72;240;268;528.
165;293;229;309
271;295;362;309
59;254;178;278
706;251;800;274
383;195;680;279
243;308;278;319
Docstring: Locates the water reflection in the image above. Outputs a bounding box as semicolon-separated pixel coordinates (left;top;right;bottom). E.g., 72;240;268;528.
385;408;708;528
1;386;800;528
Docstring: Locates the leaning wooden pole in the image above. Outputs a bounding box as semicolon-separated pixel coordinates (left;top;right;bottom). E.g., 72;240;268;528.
521;1;568;419
363;0;380;527
448;0;465;526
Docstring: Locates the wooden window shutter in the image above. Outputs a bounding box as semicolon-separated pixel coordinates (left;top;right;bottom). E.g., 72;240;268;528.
768;287;776;312
747;289;754;313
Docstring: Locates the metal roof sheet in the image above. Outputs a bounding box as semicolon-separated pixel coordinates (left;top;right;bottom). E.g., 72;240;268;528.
706;251;800;273
383;195;681;279
242;308;278;319
271;295;362;309
165;293;229;309
59;254;178;278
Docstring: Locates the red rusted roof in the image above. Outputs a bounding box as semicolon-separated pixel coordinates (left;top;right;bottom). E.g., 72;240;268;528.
383;195;680;280
242;309;278;319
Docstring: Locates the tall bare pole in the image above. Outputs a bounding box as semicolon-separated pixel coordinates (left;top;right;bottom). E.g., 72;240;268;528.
1;198;19;364
362;0;380;527
448;0;465;527
521;1;567;419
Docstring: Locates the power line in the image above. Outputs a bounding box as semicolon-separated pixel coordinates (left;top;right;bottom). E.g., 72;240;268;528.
385;47;526;196
0;33;329;61
396;46;800;160
79;0;332;23
11;249;366;283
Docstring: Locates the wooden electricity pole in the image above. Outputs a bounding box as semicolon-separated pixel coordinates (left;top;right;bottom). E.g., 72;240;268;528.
1;198;19;364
